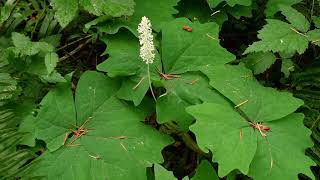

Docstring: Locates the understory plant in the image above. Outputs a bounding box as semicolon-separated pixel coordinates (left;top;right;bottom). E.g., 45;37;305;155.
1;0;320;179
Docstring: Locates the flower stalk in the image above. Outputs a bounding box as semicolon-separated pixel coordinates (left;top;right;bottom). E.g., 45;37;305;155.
138;16;156;101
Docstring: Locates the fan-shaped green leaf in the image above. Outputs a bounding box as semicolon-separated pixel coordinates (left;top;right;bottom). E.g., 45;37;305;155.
161;18;235;74
29;71;172;179
187;103;257;176
248;114;314;180
28;96;172;180
35;80;76;152
187;103;314;179
201;64;304;122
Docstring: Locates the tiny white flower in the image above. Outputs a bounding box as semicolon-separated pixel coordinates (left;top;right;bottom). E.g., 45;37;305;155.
137;16;155;64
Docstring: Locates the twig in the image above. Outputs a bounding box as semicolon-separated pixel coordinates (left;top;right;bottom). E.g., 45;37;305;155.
59;38;92;61
57;34;92;51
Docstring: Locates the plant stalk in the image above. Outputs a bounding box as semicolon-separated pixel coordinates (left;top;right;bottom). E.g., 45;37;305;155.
164;122;210;159
147;64;157;102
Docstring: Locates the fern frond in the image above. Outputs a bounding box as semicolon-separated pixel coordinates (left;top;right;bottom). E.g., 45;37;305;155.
293;62;320;166
0;109;34;179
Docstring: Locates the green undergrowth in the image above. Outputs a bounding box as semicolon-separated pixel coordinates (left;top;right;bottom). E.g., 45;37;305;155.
0;0;320;179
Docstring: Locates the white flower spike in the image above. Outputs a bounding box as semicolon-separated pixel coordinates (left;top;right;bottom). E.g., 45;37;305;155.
137;16;155;64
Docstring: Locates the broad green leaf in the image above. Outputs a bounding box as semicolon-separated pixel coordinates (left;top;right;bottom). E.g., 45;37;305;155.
307;29;320;46
265;0;302;17
243;52;276;74
28;95;172;179
244;19;309;54
279;5;310;32
35;71;119;151
191;160;219;180
75;71;121;125
116;75;149;106
201;64;304;122
156;92;194;130
161;18;235;74
97;29;161;106
50;0;78;28
35;81;76;151
187;103;314;179
206;0;251;8
248;114;314;180
44;52;58;74
97;30;143;77
79;0;135;17
157;72;229;130
154;164;176;180
98;0;179;35
187;103;257;176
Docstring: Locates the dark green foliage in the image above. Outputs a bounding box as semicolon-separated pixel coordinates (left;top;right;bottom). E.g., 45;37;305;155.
0;0;320;179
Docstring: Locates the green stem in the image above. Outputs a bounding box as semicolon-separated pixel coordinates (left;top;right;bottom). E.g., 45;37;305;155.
310;0;315;19
147;64;157;102
164;122;210;159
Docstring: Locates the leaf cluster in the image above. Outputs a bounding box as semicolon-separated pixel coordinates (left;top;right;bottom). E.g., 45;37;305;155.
0;0;319;180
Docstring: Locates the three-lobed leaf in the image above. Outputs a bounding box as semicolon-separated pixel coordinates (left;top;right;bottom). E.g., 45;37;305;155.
187;103;257;176
186;64;314;179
